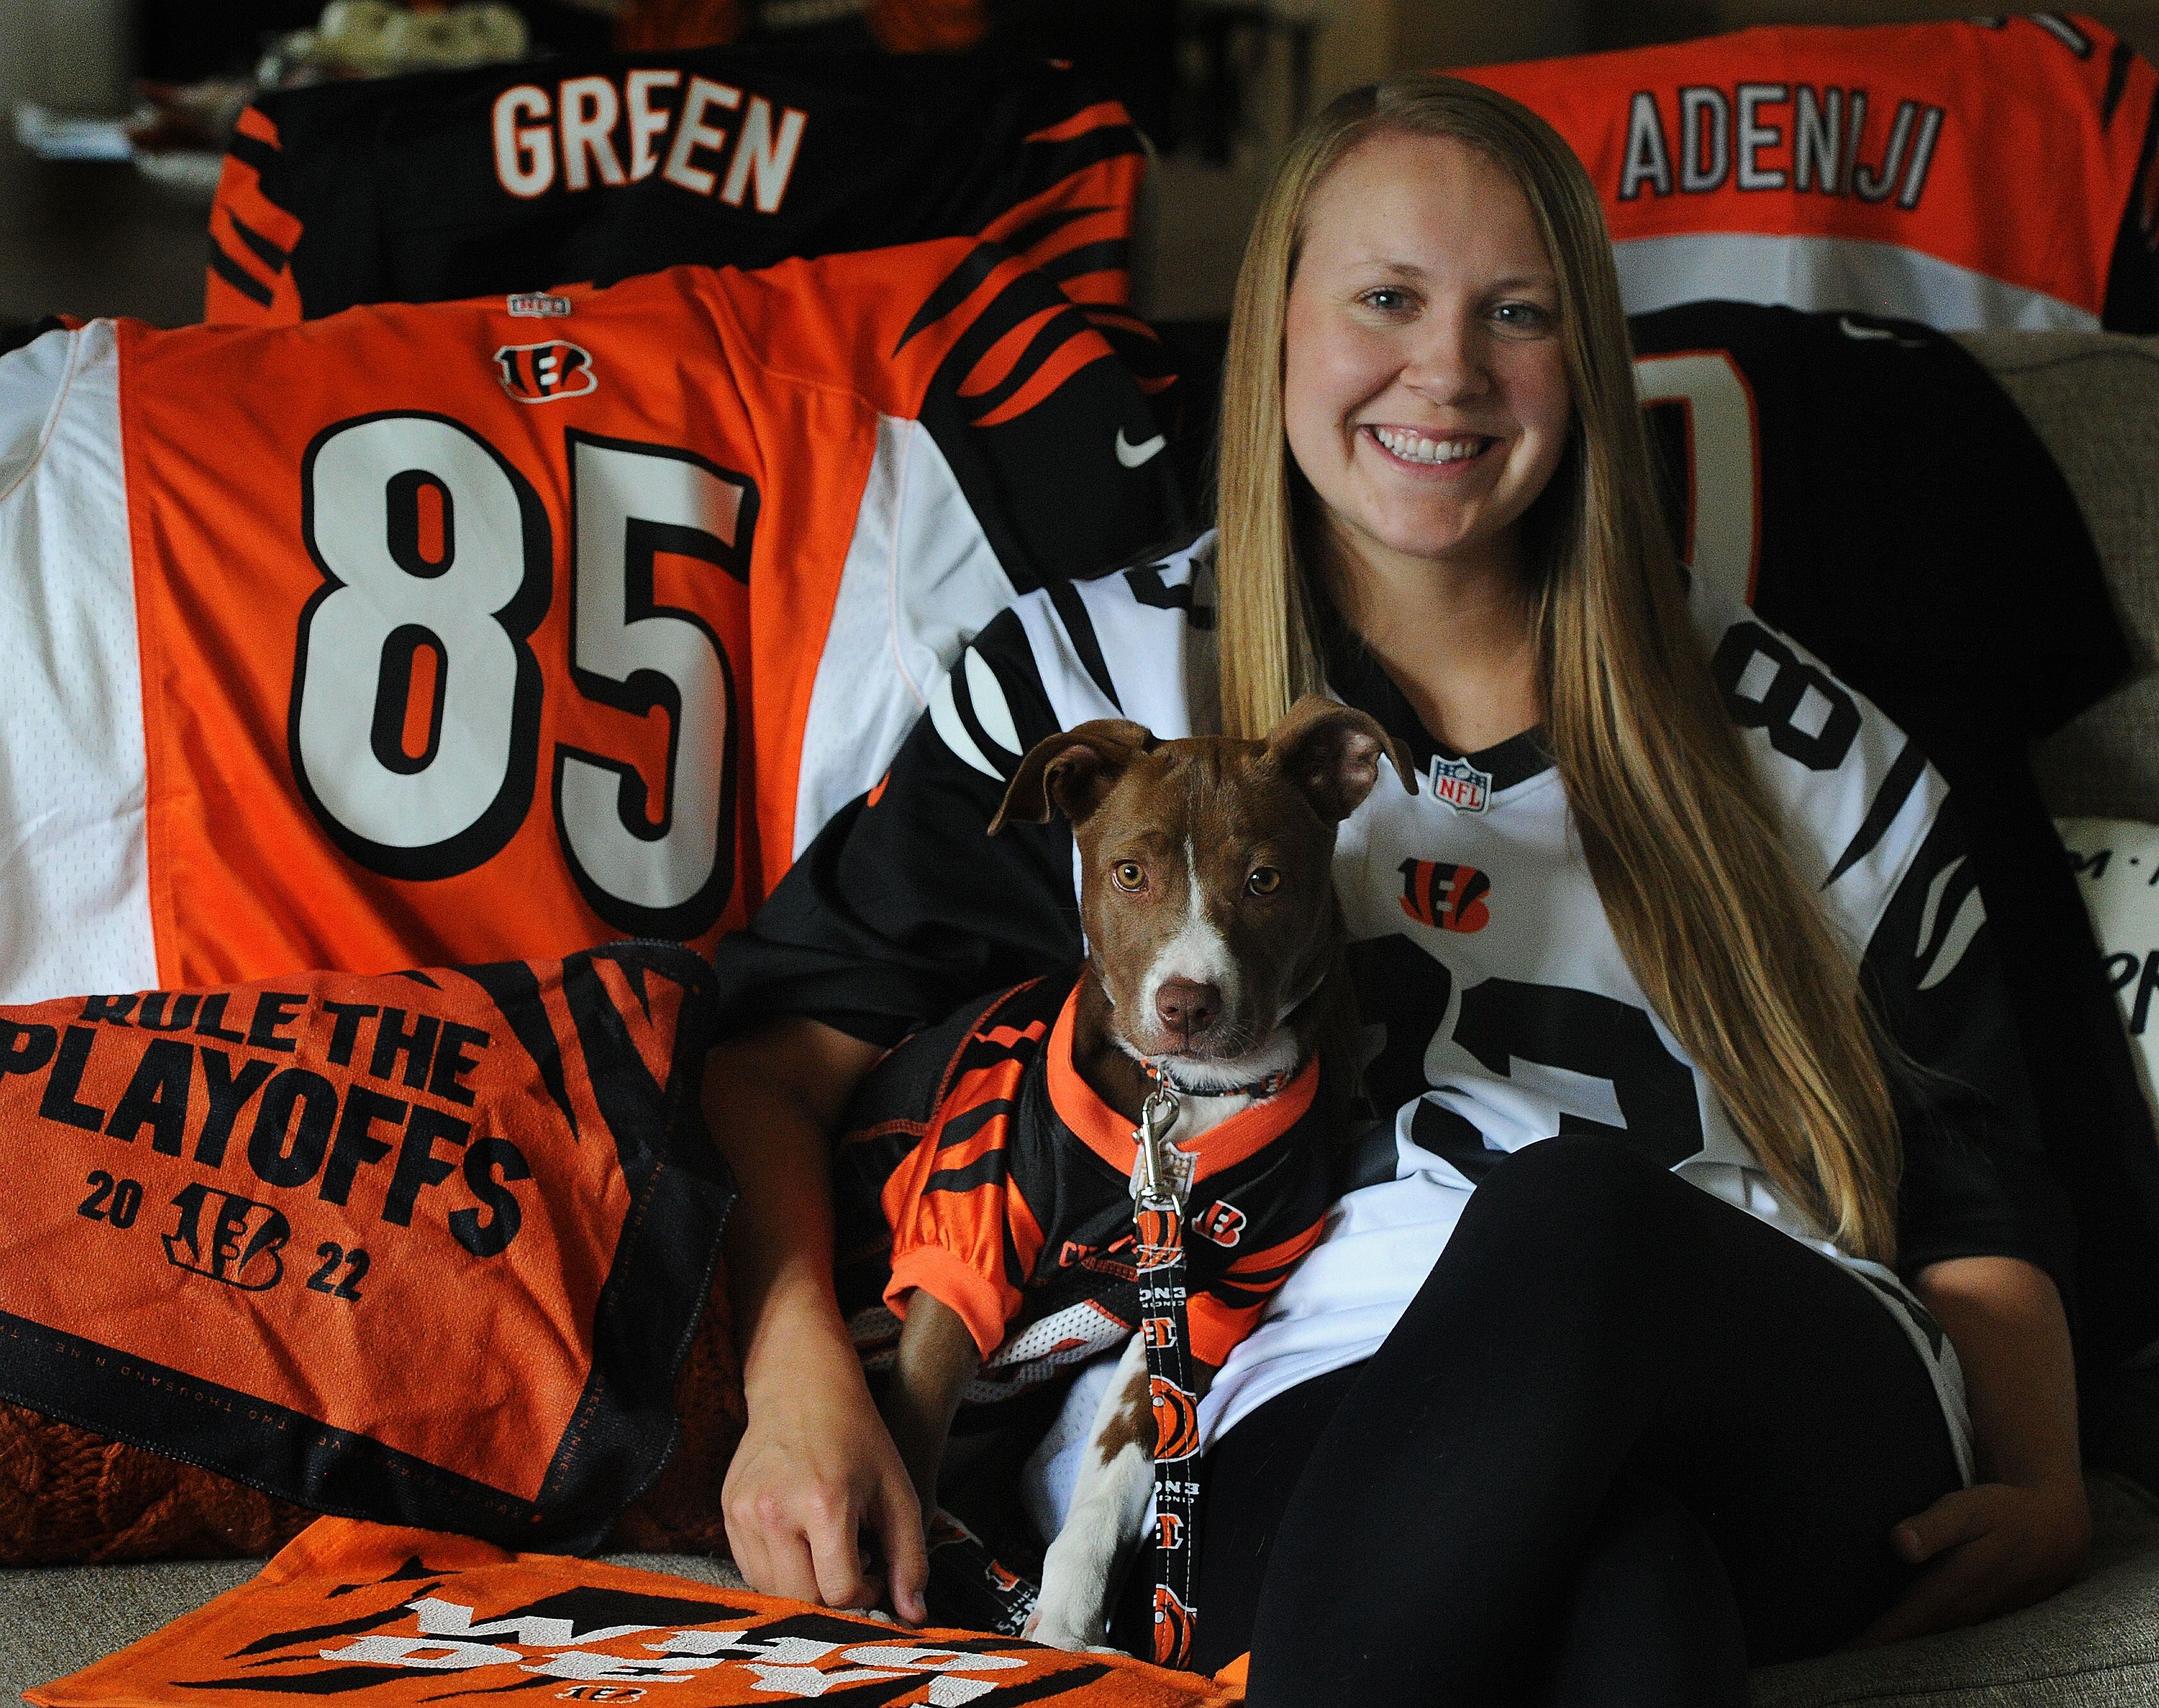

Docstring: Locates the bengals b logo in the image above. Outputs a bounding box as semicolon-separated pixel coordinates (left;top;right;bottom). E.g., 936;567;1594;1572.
1193;1199;1246;1246
494;340;596;402
1399;858;1492;932
1149;1375;1200;1461
1153;1586;1196;1666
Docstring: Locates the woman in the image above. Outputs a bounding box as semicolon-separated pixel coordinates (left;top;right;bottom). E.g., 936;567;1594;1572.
705;78;2088;1704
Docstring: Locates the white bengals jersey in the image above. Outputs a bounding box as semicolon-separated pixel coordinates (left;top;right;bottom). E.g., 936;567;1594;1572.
717;532;2071;1475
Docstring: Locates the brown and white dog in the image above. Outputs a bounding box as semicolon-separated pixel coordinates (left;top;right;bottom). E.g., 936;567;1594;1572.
872;695;1412;1651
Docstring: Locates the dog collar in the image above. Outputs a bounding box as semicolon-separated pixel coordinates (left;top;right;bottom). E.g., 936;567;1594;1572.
1142;1057;1297;1100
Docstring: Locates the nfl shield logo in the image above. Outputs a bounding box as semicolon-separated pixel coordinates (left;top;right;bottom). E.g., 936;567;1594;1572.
506;292;572;318
1428;753;1492;813
494;341;596;403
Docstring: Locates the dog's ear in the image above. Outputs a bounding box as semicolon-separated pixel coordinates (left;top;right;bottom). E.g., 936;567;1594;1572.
1266;694;1417;823
989;719;1156;833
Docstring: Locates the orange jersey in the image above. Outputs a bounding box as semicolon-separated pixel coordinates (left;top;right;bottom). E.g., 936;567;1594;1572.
0;240;1177;1000
1461;13;2159;330
29;1518;1246;1706
0;944;722;1550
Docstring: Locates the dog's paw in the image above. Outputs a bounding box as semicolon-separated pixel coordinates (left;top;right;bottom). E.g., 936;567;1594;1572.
1026;1618;1107;1652
1024;1590;1107;1653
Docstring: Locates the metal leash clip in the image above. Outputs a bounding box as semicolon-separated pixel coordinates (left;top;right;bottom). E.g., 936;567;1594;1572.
1134;1081;1185;1204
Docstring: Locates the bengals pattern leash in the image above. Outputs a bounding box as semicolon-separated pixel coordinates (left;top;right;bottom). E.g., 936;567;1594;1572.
1133;1084;1203;1669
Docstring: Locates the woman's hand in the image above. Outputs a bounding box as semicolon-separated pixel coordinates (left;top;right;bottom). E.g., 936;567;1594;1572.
722;1327;930;1623
1853;1255;2088;1648
703;1017;929;1618
1855;1475;2090;1646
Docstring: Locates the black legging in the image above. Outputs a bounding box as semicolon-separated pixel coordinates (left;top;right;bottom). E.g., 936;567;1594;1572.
1106;1135;1963;1704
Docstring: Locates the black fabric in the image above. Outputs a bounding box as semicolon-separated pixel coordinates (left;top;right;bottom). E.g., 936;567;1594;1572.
2103;97;2159;333
228;50;1142;317
1631;301;2128;737
710;606;1082;1047
1108;1138;1960;1701
1865;801;2076;1296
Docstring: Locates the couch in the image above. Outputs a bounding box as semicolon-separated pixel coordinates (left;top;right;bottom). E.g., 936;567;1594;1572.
4;328;2159;1707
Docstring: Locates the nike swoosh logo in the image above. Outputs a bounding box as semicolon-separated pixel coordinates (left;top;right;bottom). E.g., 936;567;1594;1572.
1115;428;1167;468
1838;315;1923;347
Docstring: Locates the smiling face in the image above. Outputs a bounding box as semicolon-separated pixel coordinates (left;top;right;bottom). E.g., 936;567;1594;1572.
1282;128;1573;590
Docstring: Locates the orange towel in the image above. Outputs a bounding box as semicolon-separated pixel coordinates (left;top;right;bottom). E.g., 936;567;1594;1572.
31;1516;1247;1706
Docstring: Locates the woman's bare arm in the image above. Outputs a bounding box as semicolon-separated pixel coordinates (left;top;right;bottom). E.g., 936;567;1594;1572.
1856;1255;2088;1645
704;1016;931;1622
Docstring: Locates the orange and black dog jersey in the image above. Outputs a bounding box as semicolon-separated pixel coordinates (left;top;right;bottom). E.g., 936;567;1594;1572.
833;977;1330;1415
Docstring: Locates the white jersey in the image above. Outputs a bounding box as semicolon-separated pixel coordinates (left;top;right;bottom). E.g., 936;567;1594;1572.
719;530;2067;1482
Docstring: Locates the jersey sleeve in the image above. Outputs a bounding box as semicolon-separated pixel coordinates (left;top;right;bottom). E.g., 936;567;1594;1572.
881;1130;1035;1362
1187;1218;1326;1372
203;106;304;325
1860;796;2075;1294
708;603;1081;1045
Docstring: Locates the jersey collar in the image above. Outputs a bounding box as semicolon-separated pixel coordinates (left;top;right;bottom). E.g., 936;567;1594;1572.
1316;612;1555;796
1044;985;1319;1182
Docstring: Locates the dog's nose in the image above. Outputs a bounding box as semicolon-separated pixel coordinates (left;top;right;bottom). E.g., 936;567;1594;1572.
1156;978;1221;1037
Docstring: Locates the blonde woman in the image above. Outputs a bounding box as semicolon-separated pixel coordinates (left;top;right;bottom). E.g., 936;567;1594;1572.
704;78;2087;1703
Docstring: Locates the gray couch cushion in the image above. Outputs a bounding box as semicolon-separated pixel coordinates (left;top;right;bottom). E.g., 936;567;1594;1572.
1752;1473;2159;1707
4;1482;2155;1706
1959;332;2159;824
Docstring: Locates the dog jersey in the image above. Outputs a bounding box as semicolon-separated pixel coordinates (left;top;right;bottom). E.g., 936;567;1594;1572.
204;49;1143;331
716;530;2078;1475
834;976;1330;1417
0;239;1178;1002
1460;13;2159;331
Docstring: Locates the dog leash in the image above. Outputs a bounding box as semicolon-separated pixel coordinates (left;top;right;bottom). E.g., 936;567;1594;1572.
1133;1080;1204;1669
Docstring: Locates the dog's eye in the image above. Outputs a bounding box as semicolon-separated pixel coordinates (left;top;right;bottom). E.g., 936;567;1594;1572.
1112;861;1147;892
1247;867;1281;896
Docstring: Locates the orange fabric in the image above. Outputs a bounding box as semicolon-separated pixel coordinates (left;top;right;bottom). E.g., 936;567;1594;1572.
118;244;1082;986
615;0;747;51
0;1404;308;1566
0;946;721;1546
201;142;305;325
1185;1223;1326;1368
878;1053;1033;1340
0;1261;744;1566
867;0;988;53
888;1241;1013;1359
29;1517;1246;1705
1460;15;2156;321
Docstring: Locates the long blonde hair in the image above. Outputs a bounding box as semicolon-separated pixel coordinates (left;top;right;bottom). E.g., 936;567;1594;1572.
1217;76;1901;1263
